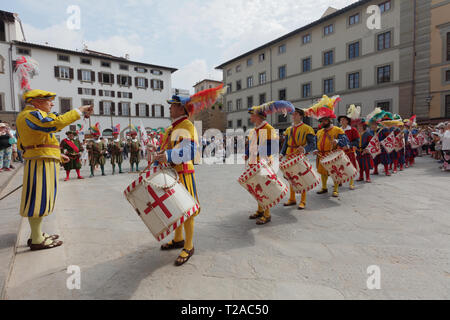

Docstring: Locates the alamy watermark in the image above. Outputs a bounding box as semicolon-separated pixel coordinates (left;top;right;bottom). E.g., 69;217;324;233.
366;265;381;290
66;265;81;290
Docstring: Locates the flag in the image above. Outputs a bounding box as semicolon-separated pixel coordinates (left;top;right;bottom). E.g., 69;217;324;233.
138;120;149;146
408;133;420;149
380;132;396;153
365;134;381;158
394;134;405;152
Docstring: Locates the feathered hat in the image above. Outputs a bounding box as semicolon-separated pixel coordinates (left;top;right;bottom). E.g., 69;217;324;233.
248;100;295;118
90;122;101;136
339;104;361;126
303;95;341;120
403;115;417;127
14;56;57;104
366;107;385;125
168;84;226;117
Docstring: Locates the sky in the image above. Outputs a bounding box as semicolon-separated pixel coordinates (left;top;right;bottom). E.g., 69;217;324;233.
2;0;357;93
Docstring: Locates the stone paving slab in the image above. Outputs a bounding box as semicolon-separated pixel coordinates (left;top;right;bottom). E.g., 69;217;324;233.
3;158;450;300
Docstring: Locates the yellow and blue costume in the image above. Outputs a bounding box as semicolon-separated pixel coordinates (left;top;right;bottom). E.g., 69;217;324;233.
280;122;316;208
316;126;349;195
16;89;82;250
158;115;200;256
245;119;279;223
17;96;81;218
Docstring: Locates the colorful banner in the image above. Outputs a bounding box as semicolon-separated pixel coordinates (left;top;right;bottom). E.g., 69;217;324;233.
394;133;405;152
381;132;396;153
365;134;381;159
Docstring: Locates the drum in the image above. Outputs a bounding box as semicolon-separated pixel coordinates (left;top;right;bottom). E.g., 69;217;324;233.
320;150;358;185
280;153;320;193
124;164;199;242
238;159;288;210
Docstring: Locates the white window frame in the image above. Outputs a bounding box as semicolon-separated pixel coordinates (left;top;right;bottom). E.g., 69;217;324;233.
247;76;254;88
138;103;147;116
137;77;146;88
81;70;92;82
103;101;112;115
59;66;70;79
122;102;130;116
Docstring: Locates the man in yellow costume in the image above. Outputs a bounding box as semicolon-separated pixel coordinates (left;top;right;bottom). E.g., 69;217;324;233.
304;95;349;198
245;104;281;225
280;107;316;210
16;89;92;250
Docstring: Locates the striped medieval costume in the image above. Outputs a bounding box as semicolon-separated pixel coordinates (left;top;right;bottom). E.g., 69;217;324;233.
17;105;81;218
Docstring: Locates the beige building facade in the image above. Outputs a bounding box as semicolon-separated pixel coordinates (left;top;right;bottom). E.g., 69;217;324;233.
216;0;419;130
429;0;450;121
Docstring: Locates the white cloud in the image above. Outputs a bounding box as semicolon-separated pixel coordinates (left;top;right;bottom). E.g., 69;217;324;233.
172;59;222;93
22;22;145;61
22;22;84;50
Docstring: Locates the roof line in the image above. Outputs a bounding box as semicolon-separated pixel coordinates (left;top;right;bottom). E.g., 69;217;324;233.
13;40;178;73
215;0;372;69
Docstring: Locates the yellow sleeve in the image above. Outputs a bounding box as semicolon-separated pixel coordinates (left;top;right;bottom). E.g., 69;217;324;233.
283;127;291;137
25;109;81;133
173;121;199;146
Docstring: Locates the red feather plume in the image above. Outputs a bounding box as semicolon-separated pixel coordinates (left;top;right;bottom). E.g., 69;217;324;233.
185;84;226;116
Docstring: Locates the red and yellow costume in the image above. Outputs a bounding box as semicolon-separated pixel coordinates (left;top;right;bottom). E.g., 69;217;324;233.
280;122;316;208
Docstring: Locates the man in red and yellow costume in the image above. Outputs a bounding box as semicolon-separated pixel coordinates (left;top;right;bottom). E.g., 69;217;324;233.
280;108;316;209
338;105;360;190
304;96;350;198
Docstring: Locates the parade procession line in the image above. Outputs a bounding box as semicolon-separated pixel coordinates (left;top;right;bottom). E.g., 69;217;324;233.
2;158;450;300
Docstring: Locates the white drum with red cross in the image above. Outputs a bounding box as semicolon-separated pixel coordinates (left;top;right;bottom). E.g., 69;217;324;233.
280;153;320;194
124;164;199;242
238;159;288;210
320;150;358;185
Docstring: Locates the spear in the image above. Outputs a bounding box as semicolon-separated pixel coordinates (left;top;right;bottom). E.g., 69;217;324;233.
0;185;23;201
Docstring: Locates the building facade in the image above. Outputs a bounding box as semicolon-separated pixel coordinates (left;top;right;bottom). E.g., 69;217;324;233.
429;0;450;121
216;0;419;130
0;10;176;140
191;79;227;133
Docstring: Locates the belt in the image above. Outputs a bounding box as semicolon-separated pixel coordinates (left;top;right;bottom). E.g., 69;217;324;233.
23;144;60;150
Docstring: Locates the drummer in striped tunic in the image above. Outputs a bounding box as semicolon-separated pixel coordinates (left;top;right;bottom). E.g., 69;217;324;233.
338;114;360;190
16;89;93;250
155;95;200;266
303;95;349;198
245;107;279;225
280;108;316;210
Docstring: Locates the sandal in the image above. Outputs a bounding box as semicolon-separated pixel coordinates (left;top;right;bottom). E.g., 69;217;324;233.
27;233;59;247
298;203;306;210
256;216;271;225
161;240;185;251
249;211;264;220
30;239;63;251
283;200;297;207
174;248;195;266
316;189;328;195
